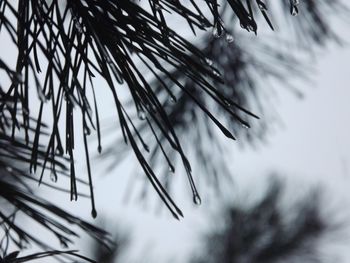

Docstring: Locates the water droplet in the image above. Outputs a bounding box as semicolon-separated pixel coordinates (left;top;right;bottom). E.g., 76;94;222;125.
248;24;255;31
200;22;207;28
205;58;213;66
91;209;97;218
106;56;113;65
138;110;146;120
22;108;29;115
50;172;57;182
225;34;234;43
56;146;64;156
168;165;175;173
291;6;298;16
6;166;13;172
212;70;220;77
224;99;232;107
193;194;202;205
98;145;102;153
84;126;91;136
72;15;83;33
241;123;250;129
75;21;83;33
67;94;77;107
169;96;176;103
290;0;299;16
45;92;52;100
15;73;24;84
168;31;174;37
258;2;267;11
154;4;161;11
212;22;223;38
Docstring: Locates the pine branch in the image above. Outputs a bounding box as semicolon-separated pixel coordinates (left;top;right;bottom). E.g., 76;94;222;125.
99;0;347;204
0;102;112;259
0;0;347;219
0;250;97;263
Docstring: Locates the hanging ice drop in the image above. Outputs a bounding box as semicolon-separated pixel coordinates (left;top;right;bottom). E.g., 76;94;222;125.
205;58;213;66
168;165;175;173
91;209;97;218
169;96;176;104
212;22;223;38
138;110;146;120
84;126;91;136
291;6;298;16
290;0;300;16
193;193;202;205
225;34;234;43
50;172;57;182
